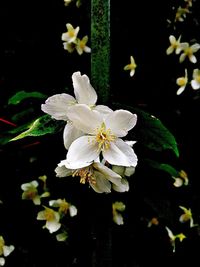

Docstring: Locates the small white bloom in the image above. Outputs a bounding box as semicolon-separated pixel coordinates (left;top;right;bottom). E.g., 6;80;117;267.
179;42;200;63
37;207;61;233
176;69;188;95
166;35;182;55
61;23;80;44
76;36;91;55
191;69;200;90
124;56;137;77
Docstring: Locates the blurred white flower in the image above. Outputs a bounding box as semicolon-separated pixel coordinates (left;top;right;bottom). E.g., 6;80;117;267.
176;69;188;95
191;69;200;90
124;56;137;77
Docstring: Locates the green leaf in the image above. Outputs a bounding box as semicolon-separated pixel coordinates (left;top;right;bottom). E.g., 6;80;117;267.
8;90;47;105
136;109;179;157
145;159;179;177
113;105;179;157
10;115;64;141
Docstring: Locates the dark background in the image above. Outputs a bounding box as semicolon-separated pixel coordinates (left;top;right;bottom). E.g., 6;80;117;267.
1;0;200;266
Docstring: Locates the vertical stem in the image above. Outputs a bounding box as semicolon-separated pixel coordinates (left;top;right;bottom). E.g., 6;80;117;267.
91;0;110;104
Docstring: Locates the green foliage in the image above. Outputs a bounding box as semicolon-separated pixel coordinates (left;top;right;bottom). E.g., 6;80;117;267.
145;159;179;177
114;105;179;157
8;90;47;105
134;108;179;156
10;115;64;141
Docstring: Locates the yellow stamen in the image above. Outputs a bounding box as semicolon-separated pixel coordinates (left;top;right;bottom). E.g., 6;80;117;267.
95;122;116;151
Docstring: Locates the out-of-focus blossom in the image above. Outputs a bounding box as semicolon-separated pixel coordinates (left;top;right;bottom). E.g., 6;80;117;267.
49;199;77;217
124;56;137;77
165;226;186;252
179;43;200;63
172;170;189;187
112;201;126;225
61;23;80;44
176;69;188;95
76;36;91;55
175;6;190;22
37;207;61;233
191;69;200;90
179;206;197;228
0;236;14;266
166;35;183;55
21;180;41;205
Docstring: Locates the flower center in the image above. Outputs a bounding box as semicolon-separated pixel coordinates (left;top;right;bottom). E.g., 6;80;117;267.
44;209;55;221
95;122;116;151
72;167;96;185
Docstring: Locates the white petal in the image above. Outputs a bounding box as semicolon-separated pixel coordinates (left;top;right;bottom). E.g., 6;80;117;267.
169;35;176;44
103;138;138;167
91;171;111;193
112;178;129;192
179;53;186;63
84;46;91;53
191;80;200;90
67;104;103;134
189;55;197;63
93;162;122;186
94;105;113;116
55;165;72;177
130;69;135;76
69;205;78;217
113;213;124;225
105;110;137;137
46;221;61;233
63;123;84;149
166;46;174;55
0;257;5;266
41;94;76;120
72;71;97;105
176;86;185;95
3;245;14;257
124;166;135;176
191;43;200;52
66;136;100;169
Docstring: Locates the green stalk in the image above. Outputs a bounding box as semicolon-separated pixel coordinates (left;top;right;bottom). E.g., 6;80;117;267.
91;0;110;104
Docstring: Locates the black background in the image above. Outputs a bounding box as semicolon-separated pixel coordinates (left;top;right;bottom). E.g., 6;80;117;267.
1;0;200;266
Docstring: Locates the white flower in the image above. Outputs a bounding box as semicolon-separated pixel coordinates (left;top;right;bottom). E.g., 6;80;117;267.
61;23;80;44
179;42;200;63
41;71;111;149
75;36;91;55
176;69;188;95
55;161;126;193
37;207;61;233
49;199;77;217
0;236;14;266
166;35;183;55
124;56;137;77
21;180;41;205
191;69;200;90
64;104;137;169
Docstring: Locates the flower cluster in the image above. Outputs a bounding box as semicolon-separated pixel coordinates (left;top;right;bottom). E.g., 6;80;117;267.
21;176;77;237
0;236;14;266
61;23;91;55
41;71;138;193
166;35;200;95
